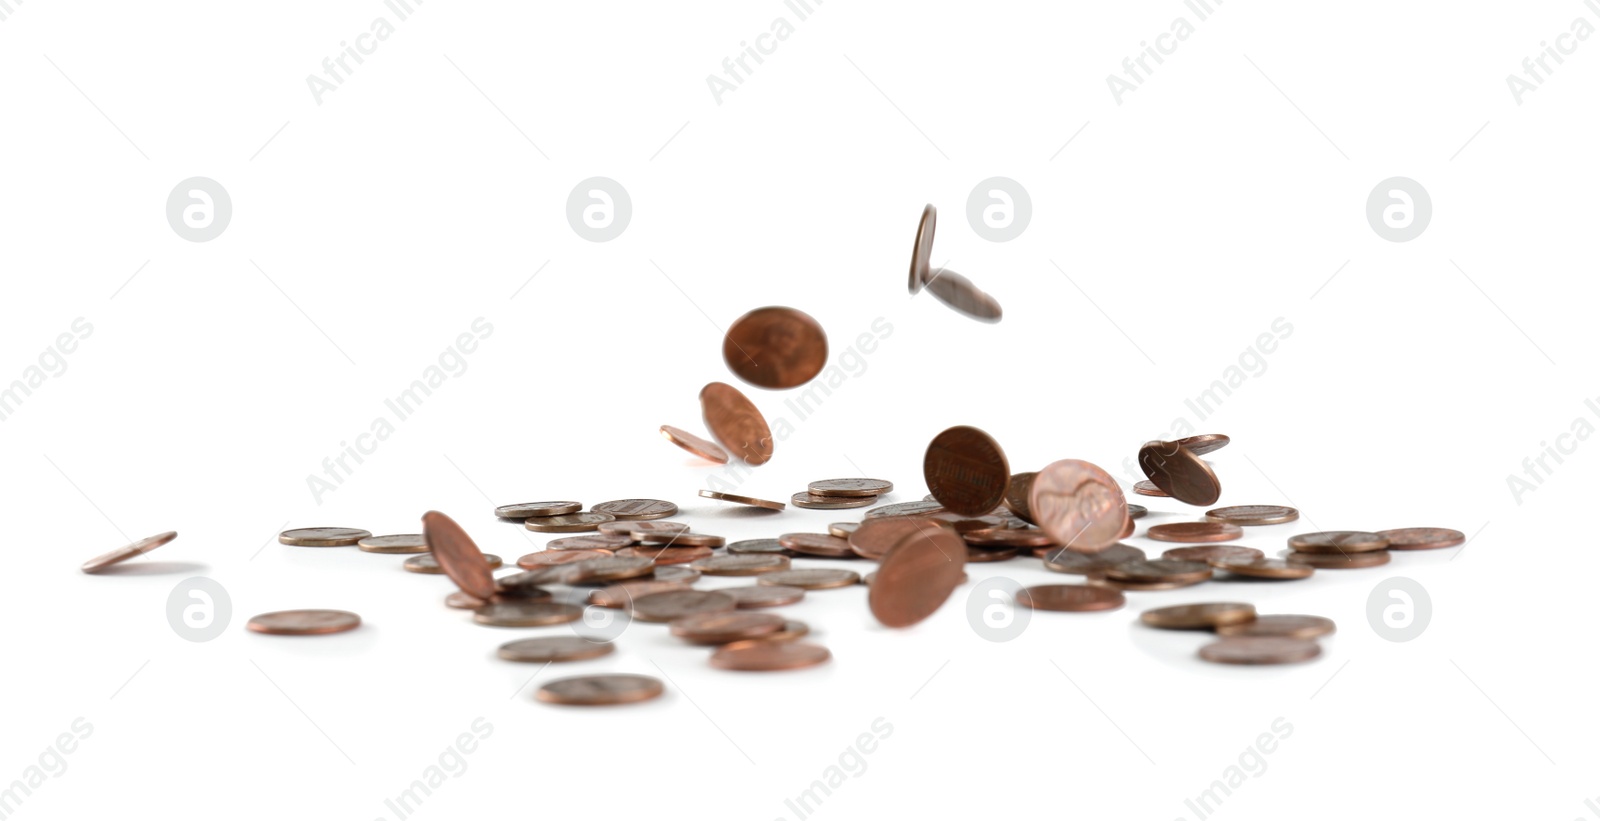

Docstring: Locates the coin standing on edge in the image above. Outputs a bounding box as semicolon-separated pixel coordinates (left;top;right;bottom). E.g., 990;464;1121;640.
81;530;178;573
924;425;1010;516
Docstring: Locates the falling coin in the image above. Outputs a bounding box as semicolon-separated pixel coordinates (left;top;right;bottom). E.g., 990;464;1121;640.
808;478;894;498
631;590;736;623
712;640;832;671
1376;527;1465;550
1216;615;1335;640
1030;459;1128;552
1147;522;1245;544
1132;480;1170;497
698;489;785;511
722;585;806;608
592;499;679;521
924;425;1010;516
420;511;497;599
869;519;967;628
670;611;786;644
247;609;362;636
1139;602;1257;630
1016;584;1125;612
587;579;695;609
494;502;583;519
517;549;612;569
1208;556;1313;580
81;530;178;573
525;513;617;533
278;527;370;547
849;517;950;560
1162;545;1265;564
908;204;935;294
1138;441;1221;506
563;556;656;585
778;533;855;559
660;425;730;464
535;674;663;706
1199;637;1322;665
1204;505;1300;526
1175;433;1231;456
759;568;861;590
405;552;503;574
356;534;429;554
924;268;1003;323
1287;531;1389;554
722;306;829;390
692;554;791;576
790;491;877;510
700;381;774;466
473;601;584;628
1106;559;1213;585
497;636;615;663
1287;551;1391;569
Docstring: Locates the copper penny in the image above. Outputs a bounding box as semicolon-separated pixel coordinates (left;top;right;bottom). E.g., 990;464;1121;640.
849;517;949;560
247;609;361;636
1139;602;1256;630
1132;480;1170;497
791;491;877;510
778;533;855;559
1287;531;1389;554
700;381;774;466
1003;471;1037;524
497;636;614;663
1287;550;1391;569
588;579;695;609
472;601;583;627
1147;522;1245;544
1216;615;1335;640
828;522;859;539
670;611;786;644
692;554;790;576
652;566;702;583
517;549;612;569
868;519;967;628
1138;441;1221;506
495;501;582;519
865;500;945;519
421;511;496;599
636;532;725;548
1376;527;1465;551
598;520;692;540
617;545;715;565
1162;545;1264;564
660;425;729;464
1127;503;1148;520
1175;433;1230;456
631;590;736;622
1199;637;1322;665
723;306;829;389
722;585;806;608
356;534;429;554
1119;515;1136;540
1016;584;1125;612
1205;505;1300;526
81;530;177;573
525;512;616;533
546;534;633;551
1208;556;1313;579
1106;559;1213;584
762;620;813;642
592;499;678;521
563;556;656;585
712;640;831;671
727;538;791;556
445;591;495;609
924;268;1003;323
535;674;663;706
1041;544;1146;576
698;489;785;511
494;569;559;598
405;552;502;575
966;546;1019;562
1088;577;1205;592
908;204;935;294
278;527;370;547
923;425;1010;515
963;528;1056;548
808;478;894;498
1030;459;1128;552
759;568;861;590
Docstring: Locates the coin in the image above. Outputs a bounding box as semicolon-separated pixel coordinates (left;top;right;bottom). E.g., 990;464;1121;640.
405;552;503;574
660;425;730;464
908;204;935;294
727;538;792;556
592;499;678;521
247;609;361;636
473;601;583;627
924;425;1010;516
497;636;615;663
1139;602;1257;630
598;520;692;540
1198;637;1322;665
868;519;967;628
1204;505;1299;526
278;527;370;547
1287;550;1391;569
563;556;656;585
588;579;696;609
966;546;1018;562
849;517;949;560
1138;441;1221;506
421;511;496;599
692;554;790;576
1030;459;1128;552
1132;480;1170;497
865;500;945;519
1106;559;1213;585
653;566;702;583
445;591;493;609
698;489;785;511
924;268;1003;323
535;674;663;706
617;545;715;566
631;590;736;622
1147;522;1245;544
517;549;612;569
525;513;617;533
1016;584;1125;612
1207;556;1313;579
636;532;725;548
546;534;633;551
1161;545;1265;564
1088;577;1205;592
759;568;861;590
1127;503;1148;520
1216;615;1335;640
778;533;855;559
494;502;583;519
1287;531;1389;554
791;491;877;510
763;620;813;642
1175;433;1231;456
670;611;786;644
494;570;559;598
712;640;832;671
722;585;806;608
1041;544;1146;576
356;534;429;554
1376;527;1465;551
808;478;894;498
723;306;829;390
963;528;1056;548
828;522;859;539
700;381;774;466
81;530;177;573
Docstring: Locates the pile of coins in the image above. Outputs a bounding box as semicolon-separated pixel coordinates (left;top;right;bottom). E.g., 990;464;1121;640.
1140;603;1336;666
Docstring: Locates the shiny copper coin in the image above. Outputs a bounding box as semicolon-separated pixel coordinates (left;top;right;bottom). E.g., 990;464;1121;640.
1216;614;1335;640
1175;433;1231;456
1003;471;1037;524
868;519;967;627
405;552;502;575
636;532;725;548
588;579;696;609
617;545;715;565
517;549;612;569
790;491;877;510
1208;556;1313;579
808;478;894;498
535;674;663;706
495;501;582;519
1139;602;1257;630
1088;577;1204;592
421;511;496;599
1205;505;1300;526
963;527;1056;548
722;585;806;608
563;556;656;585
631;590;736;622
1132;480;1169;497
1162;545;1265;564
278;527;370;547
81;530;177;573
472;601;583;627
356;534;429;554
865;500;945;519
1377;527;1465;551
660;425;729;464
924;425;1010;516
727;538;792;556
1016;584;1125;612
966;546;1019;562
924;268;1003;323
1030;459;1127;551
525;512;616;533
670;611;786;644
247;609;361;636
1106;559;1213;584
1041;544;1146;576
1147;522;1245;544
828;522;859;539
849;517;951;560
592;499;678;521
712;640;831;671
497;636;615;663
759;568;861;590
546;534;633;551
778;533;855;558
1199;637;1322;665
1287;550;1391;569
908;204;935;294
1138;441;1221;506
1287;531;1389;554
698;488;785;511
1127;503;1148;520
598;520;692;540
691;554;790;576
723;306;829;389
700;381;774;466
763;620;812;642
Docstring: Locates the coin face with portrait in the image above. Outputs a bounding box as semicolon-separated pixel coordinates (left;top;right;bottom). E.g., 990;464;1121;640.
722;306;828;389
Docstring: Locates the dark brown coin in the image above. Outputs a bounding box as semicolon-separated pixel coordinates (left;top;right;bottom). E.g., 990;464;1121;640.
1016;584;1125;612
727;538;791;556
869;519;967;628
924;426;1010;516
849;517;950;560
445;591;495;609
1147;522;1245;544
631;590;736;622
592;499;678;521
1127;503;1148;520
723;306;829;390
1205;505;1300;526
1287;531;1390;554
865;500;945;519
652;565;702;583
598;520;693;539
1175;433;1230;456
698;489;785;511
405;552;503;574
497;636;615;663
670;611;786;644
1119;515;1136;540
712;640;831;671
700;381;774;466
278;527;370;547
660;425;729;464
1088;577;1205;592
81;530;178;573
617;545;715;565
1132;480;1170;497
525;512;616;533
1199;637;1322;665
495;501;582;519
1106;559;1213;584
421;511;496;599
966;546;1019;562
356;534;429;554
791;491;877;510
1041;543;1146;576
762;620;812;642
473;601;583;627
963;528;1056;548
635;532;725;548
924;268;1003;322
1377;527;1465;551
759;568;861;590
563;556;656;585
808;478;894;498
722;585;805;608
1030;459;1128;551
778;533;855;559
1138;441;1221;506
1139;602;1256;630
247;609;361;636
517;549;612;569
692;554;790;576
1038;542;1146;563
1162;545;1265;564
1003;472;1037;524
1287;550;1391;569
1216;615;1335;640
536;674;663;706
908;204;935;294
828;522;859;539
546;534;633;551
494;570;559;598
1208;556;1313;579
588;579;696;609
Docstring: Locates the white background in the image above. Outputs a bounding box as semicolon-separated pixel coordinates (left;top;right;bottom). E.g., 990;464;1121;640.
3;1;1598;818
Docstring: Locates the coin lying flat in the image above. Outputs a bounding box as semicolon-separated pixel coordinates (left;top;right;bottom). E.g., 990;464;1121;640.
421;511;497;599
536;674;663;706
762;620;813;642
778;533;855;559
517;549;612;568
908;204;936;294
1030;459;1128;552
405;552;502;574
588;579;695;609
670;611;786;644
692;554;791;576
869;519;967;628
849;517;944;560
1287;531;1389;554
1016;584;1125;612
1139;602;1257;630
722;585;805;608
809;478;894;498
497;636;615;663
1216;614;1335;640
790;491;877;510
698;488;785;511
1132;480;1170;497
1106;559;1213;585
592;499;678;521
494;570;558;598
726;538;792;556
723;306;829;390
1041;544;1146;576
1175;433;1230;456
865;500;945;519
925;425;1010;516
546;534;633;551
636;532;725;548
81;530;178;573
598;521;692;540
525;513;617;533
759;568;861;590
357;534;429;554
1208;556;1313;579
963;528;1056;548
1162;545;1264;564
473;601;583;627
1147;522;1245;544
828;522;859;539
1138;441;1221;506
1199;637;1322;665
563;556;656;585
1088;576;1206;592
712;640;832;671
247;609;361;636
1127;503;1148;520
701;381;774;466
631;590;736;622
495;502;583;519
617;545;714;565
1376;527;1465;550
1205;505;1299;526
924;268;1003;323
1287;550;1391;569
278;527;370;547
660;425;729;464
